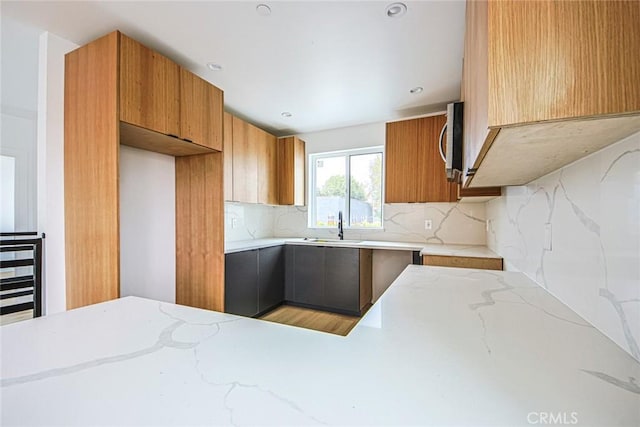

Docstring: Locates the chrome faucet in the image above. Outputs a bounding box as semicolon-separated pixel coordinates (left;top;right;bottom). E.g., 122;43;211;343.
338;211;344;240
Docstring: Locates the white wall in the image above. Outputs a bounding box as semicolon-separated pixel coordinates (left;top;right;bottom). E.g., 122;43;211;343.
486;131;640;362
36;31;78;314
119;145;176;303
1;18;40;232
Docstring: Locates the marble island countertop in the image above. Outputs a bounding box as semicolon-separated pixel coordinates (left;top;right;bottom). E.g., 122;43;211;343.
225;237;501;259
2;266;639;426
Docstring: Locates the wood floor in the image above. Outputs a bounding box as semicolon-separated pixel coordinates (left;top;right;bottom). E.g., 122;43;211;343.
260;305;360;336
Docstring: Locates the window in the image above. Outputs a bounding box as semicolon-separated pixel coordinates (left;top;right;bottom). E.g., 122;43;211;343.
309;147;383;229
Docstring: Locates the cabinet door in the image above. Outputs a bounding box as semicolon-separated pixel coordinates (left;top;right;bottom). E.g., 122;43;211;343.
416;115;457;202
223;112;233;201
225;250;259;317
385;120;418;203
258;246;284;313
277;137;306;206
257;128;278;205
180;68;223;150
324;247;360;313
292;246;324;305
119;33;180;137
284;245;295;301
232;117;258;203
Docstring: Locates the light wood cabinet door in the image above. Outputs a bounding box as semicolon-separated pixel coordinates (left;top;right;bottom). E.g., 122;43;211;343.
385;120;418;203
257;128;278;205
488;0;640;127
277;136;305;206
416;115;457;202
232;116;258;203
119;34;180;137
386;116;457;203
223;112;234;201
180;68;223;151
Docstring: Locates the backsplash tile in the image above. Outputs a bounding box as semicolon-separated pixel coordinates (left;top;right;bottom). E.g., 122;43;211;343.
272;202;487;245
224;203;278;242
486;131;640;361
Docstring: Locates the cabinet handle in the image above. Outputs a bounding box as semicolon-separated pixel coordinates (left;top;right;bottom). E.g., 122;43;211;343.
168;134;180;139
183;138;193;143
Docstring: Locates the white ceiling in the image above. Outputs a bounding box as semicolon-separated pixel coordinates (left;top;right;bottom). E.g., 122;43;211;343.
2;1;466;136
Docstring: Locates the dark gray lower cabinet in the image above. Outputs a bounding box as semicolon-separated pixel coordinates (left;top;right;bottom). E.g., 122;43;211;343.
324;247;360;312
225;249;259;317
225;246;284;317
290;245;325;306
285;245;372;316
258;245;284;313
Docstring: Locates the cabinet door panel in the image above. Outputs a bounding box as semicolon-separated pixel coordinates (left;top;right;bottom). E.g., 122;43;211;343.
180;68;223;150
232;117;258;203
257;128;278;205
292;246;324;305
223;112;233;201
324;247;360;312
258;246;284;313
277;137;306;206
119;34;180;136
385;120;418;203
416;115;457;202
225;250;258;317
284;245;295;301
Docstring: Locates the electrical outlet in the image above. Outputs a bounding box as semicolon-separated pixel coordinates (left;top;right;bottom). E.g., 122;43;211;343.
544;223;552;251
425;219;433;230
231;218;238;229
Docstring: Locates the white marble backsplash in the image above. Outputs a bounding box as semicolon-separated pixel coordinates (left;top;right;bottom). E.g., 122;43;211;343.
226;201;487;245
272;202;487;245
224;203;278;242
486;131;640;361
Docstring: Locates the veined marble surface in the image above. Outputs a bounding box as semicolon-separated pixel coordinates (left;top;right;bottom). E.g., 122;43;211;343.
2;266;639;426
487;131;640;362
273;202;487;245
224;201;488;246
225;237;500;259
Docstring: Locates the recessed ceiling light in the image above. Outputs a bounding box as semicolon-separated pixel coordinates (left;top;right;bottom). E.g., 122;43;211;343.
410;86;423;94
386;2;407;18
281;112;292;118
206;63;222;71
256;4;271;16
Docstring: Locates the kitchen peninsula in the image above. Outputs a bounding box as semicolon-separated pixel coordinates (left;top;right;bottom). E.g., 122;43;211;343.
2;265;638;426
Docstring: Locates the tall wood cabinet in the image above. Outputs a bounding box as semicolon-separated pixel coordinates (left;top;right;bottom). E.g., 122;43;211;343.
65;31;225;311
462;0;640;188
385;115;457;203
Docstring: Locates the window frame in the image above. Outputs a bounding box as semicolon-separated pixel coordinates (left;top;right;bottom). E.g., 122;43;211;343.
308;146;385;230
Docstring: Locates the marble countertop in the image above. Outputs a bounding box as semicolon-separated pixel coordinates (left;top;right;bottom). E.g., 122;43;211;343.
2;266;638;426
225;237;501;259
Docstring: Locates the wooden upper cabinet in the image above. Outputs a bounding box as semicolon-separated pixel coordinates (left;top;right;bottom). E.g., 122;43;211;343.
257;128;278;205
223;112;233;201
462;0;640;188
180;68;223;150
277;136;305;206
119;34;180;137
385;120;417;203
488;0;640;127
231;116;258;203
416;115;457;202
385;116;456;203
